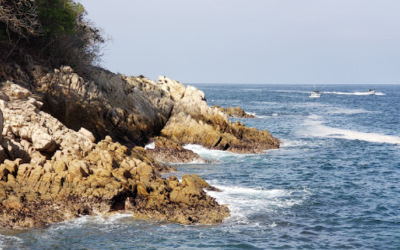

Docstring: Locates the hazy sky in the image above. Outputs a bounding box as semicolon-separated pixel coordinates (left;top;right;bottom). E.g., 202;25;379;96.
77;0;400;84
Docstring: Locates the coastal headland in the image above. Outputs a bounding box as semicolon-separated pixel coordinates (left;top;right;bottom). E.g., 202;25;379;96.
0;0;279;229
0;63;279;229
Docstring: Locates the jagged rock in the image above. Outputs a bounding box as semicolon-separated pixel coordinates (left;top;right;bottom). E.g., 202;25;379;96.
4;82;31;100
30;66;174;146
4;62;278;153
0;82;229;229
186;173;221;192
214;105;256;118
160;80;280;153
79;128;96;143
158;76;186;101
0;63;281;229
146;137;207;164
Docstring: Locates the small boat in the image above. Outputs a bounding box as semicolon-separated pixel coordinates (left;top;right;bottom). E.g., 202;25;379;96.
309;89;321;98
365;89;375;95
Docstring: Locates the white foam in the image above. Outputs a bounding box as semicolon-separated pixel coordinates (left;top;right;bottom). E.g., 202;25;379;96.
243;89;260;91
281;139;309;148
307;114;322;120
206;183;308;224
273;90;310;94
324;91;386;96
183;144;251;162
304;115;400;145
326;107;373;115
251;101;279;105
255;113;279;118
144;142;155;150
50;213;134;231
293;102;329;108
0;235;23;250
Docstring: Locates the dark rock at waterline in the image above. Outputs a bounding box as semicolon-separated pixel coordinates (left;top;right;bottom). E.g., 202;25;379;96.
146;137;208;164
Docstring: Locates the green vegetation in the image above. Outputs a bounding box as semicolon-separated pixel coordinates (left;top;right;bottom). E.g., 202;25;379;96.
0;0;106;74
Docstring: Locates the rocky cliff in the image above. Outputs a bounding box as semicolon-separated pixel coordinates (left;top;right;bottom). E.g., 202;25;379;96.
158;77;279;153
0;60;279;228
1;60;279;153
0;82;228;229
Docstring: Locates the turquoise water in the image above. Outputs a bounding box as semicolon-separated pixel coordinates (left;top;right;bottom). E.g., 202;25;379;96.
1;84;400;249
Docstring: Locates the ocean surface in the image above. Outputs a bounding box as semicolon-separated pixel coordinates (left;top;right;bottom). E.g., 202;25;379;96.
1;84;400;249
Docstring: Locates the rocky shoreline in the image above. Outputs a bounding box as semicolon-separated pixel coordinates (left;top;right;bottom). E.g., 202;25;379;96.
214;105;257;118
0;62;279;229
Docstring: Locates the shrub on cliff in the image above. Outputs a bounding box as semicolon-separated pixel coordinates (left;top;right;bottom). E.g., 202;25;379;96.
0;0;106;75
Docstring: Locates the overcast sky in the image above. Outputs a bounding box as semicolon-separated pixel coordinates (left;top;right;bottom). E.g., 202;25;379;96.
77;0;400;84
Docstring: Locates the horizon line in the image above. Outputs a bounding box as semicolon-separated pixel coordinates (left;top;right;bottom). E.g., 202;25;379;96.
184;82;400;85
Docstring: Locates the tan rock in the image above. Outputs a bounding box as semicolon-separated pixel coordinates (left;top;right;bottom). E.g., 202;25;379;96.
32;129;57;152
0;66;286;229
214;105;256;118
78;127;96;143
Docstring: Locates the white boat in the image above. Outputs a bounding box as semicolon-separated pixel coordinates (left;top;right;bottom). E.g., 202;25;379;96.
365;89;375;95
309;89;321;98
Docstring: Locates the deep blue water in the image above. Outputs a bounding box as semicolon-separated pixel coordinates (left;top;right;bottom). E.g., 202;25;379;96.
1;84;400;249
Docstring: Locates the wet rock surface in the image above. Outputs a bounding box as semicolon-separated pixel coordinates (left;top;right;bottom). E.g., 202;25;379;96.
146;137;208;164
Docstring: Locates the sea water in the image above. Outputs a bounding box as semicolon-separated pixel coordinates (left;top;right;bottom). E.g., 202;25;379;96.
1;84;400;249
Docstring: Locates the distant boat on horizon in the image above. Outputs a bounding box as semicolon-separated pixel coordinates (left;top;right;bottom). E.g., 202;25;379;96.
365;89;375;95
309;86;322;98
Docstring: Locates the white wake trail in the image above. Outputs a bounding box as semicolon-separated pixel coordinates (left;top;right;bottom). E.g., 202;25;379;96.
304;115;400;145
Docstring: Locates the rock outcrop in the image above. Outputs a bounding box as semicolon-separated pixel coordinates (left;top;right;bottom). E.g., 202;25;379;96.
1;61;279;153
159;77;280;153
214;105;256;118
31;66;174;146
0;82;229;229
146;137;207;164
0;61;280;229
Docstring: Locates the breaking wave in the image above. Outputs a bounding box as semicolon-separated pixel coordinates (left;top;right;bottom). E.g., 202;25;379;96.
206;182;310;224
